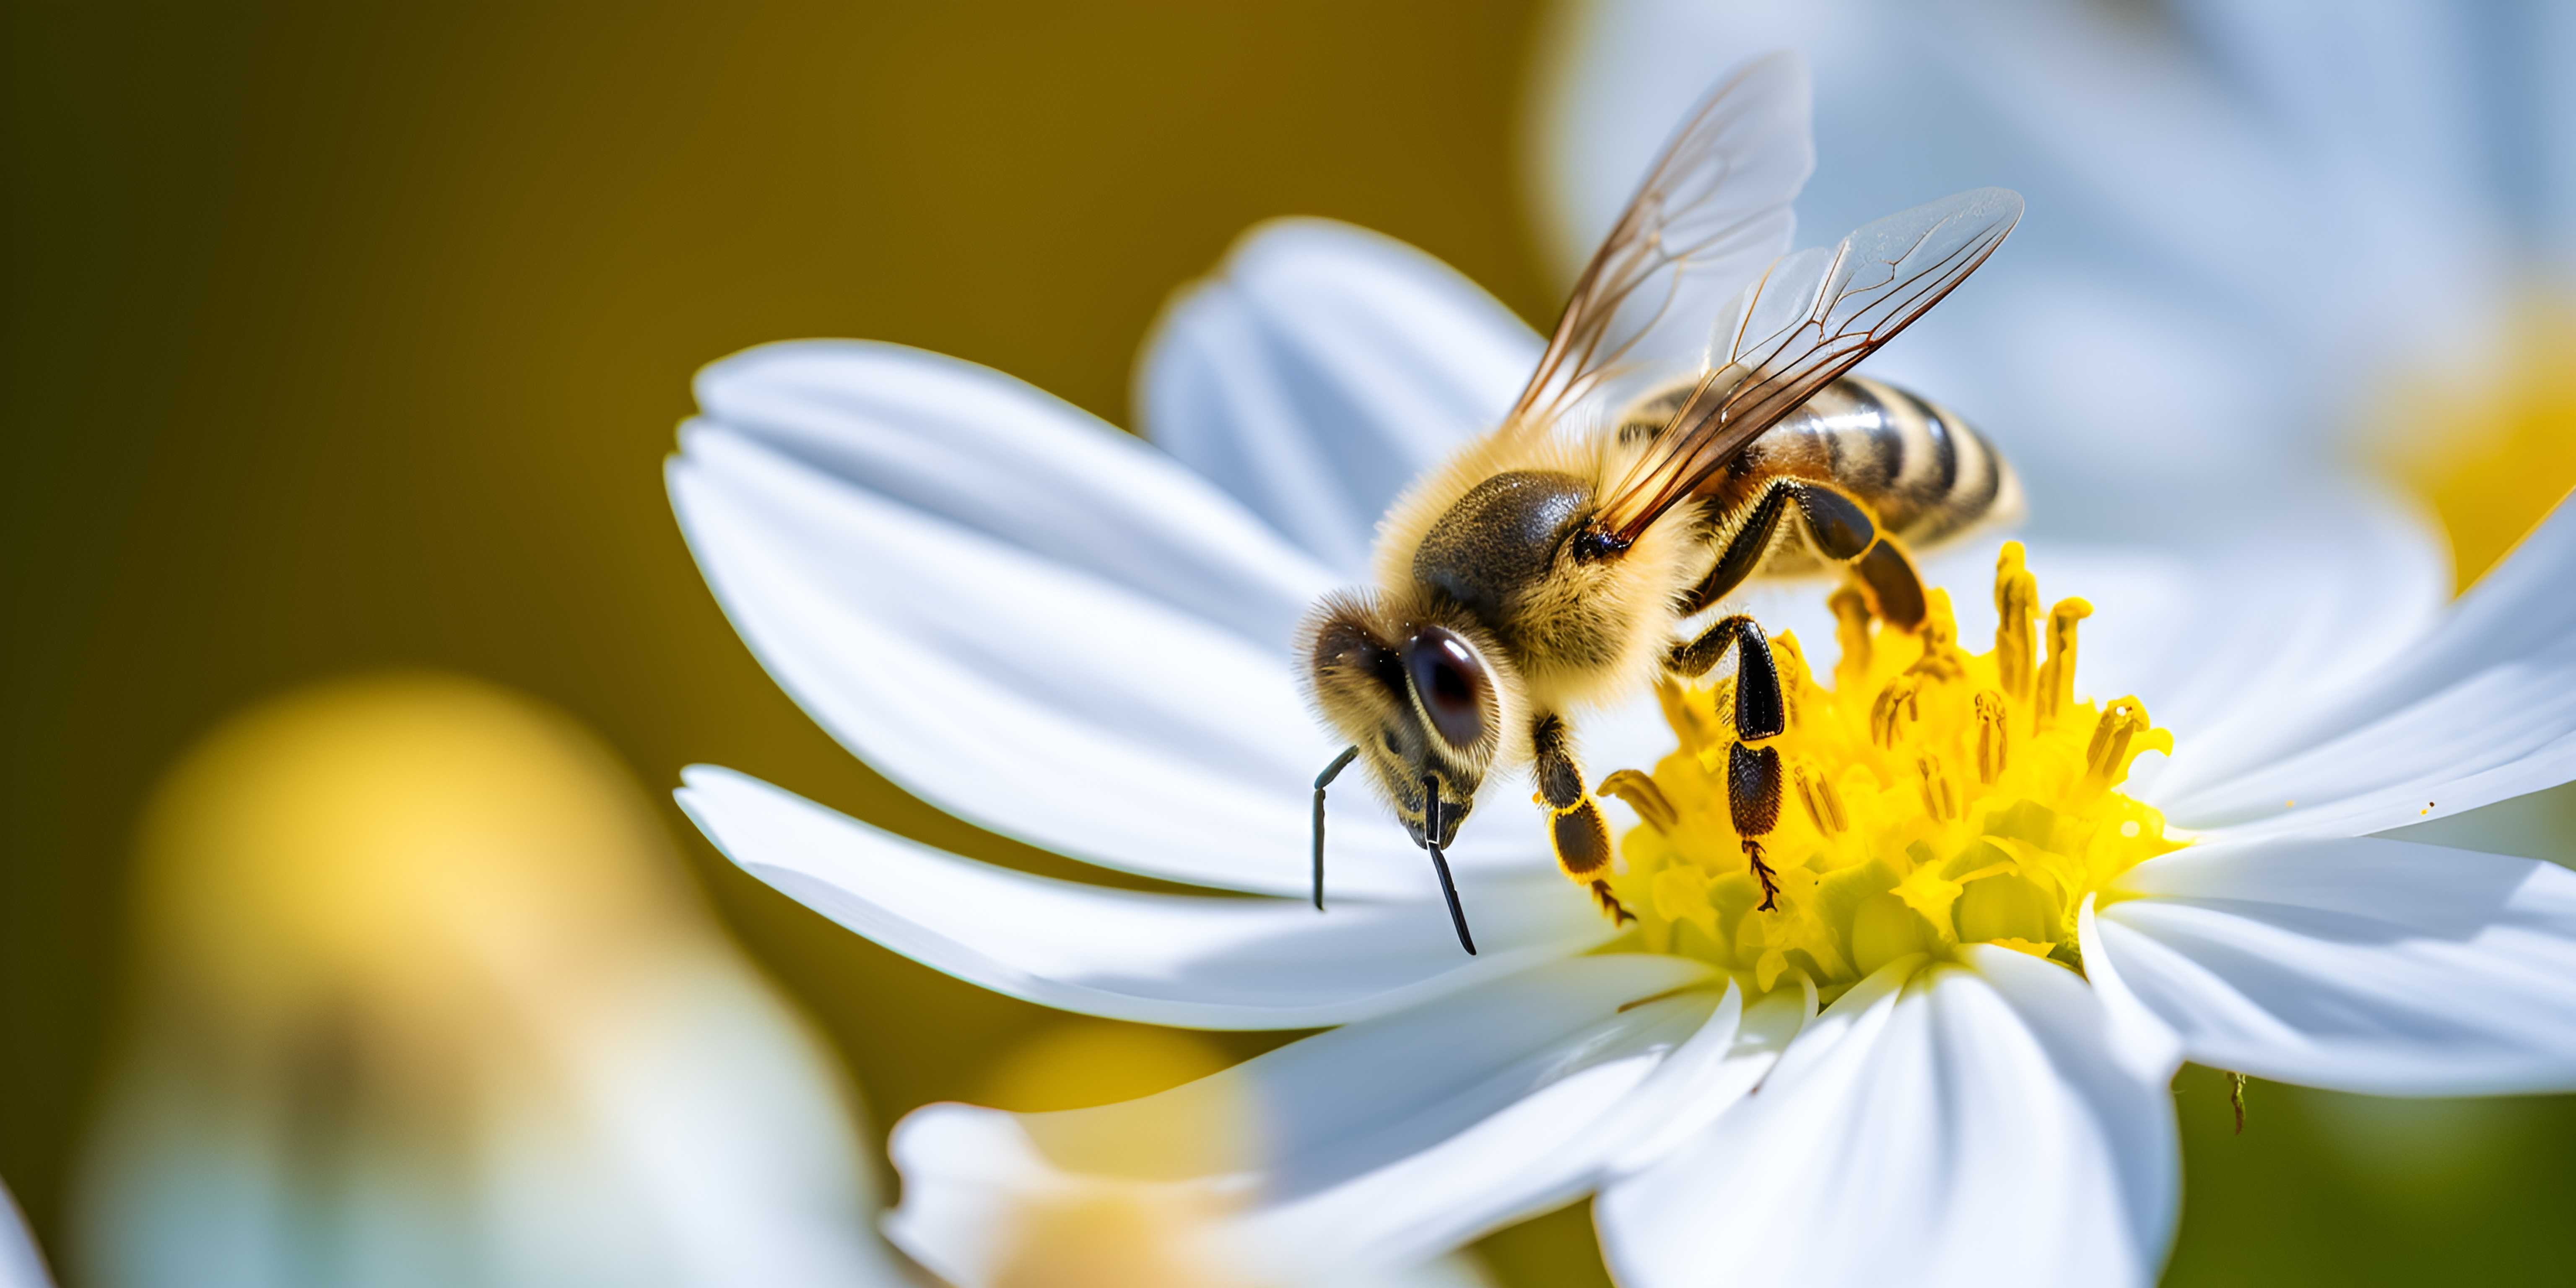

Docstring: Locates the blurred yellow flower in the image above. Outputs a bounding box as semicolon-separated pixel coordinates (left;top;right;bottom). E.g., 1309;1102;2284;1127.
74;674;900;1288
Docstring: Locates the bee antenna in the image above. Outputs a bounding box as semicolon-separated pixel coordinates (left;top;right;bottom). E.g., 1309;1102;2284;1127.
1311;746;1358;912
1423;774;1477;956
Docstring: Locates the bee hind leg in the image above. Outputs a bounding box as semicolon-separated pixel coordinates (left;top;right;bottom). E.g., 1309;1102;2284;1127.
1849;534;1927;631
1667;615;1789;911
1531;713;1632;924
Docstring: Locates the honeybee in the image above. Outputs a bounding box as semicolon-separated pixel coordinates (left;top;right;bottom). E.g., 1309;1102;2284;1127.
1302;51;2025;953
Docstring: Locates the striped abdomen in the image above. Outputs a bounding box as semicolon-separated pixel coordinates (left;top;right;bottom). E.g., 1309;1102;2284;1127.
1625;373;2021;575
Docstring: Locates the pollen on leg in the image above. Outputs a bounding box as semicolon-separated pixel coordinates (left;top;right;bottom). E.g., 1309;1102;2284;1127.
1588;541;2188;1006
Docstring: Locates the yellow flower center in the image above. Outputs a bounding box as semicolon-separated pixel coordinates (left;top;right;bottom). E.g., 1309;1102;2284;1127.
1598;543;2184;1006
2380;296;2576;589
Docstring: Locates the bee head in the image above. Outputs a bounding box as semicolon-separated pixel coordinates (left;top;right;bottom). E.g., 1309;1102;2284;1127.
1298;592;1517;847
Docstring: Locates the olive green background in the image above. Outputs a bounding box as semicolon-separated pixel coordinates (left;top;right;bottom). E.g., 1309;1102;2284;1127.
5;4;2572;1285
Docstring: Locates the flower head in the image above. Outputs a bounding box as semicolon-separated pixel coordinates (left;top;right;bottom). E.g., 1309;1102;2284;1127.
1608;546;2180;999
673;214;2576;1286
76;675;900;1288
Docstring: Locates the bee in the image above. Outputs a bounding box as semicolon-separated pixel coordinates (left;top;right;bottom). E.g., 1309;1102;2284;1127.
1302;51;2024;953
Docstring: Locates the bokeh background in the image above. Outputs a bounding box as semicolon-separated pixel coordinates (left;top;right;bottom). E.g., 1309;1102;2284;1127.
4;3;2571;1285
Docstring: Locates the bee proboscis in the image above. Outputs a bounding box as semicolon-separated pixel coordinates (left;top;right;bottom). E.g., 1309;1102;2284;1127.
1303;50;2025;953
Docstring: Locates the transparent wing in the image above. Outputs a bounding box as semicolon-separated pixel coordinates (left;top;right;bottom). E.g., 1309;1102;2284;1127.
1505;50;1815;436
1594;188;2025;543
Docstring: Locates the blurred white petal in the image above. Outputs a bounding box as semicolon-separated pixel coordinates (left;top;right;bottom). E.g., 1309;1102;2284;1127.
1532;0;2557;499
0;1183;50;1288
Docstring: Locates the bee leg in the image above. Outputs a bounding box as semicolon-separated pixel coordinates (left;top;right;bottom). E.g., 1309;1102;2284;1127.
1680;478;1880;614
1667;616;1789;910
1849;534;1927;631
1532;713;1632;924
1770;475;1922;630
1665;615;1785;738
1678;482;1789;614
1731;743;1786;911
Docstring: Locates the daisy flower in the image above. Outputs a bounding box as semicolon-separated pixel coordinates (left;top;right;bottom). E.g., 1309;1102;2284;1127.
74;675;906;1288
1531;0;2576;579
670;207;2576;1283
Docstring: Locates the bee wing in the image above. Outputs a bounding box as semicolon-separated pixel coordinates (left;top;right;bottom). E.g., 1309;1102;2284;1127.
1593;187;2025;545
1505;50;1815;438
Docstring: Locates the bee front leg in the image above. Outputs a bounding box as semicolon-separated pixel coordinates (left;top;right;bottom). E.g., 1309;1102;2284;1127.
1667;615;1789;911
1531;713;1632;924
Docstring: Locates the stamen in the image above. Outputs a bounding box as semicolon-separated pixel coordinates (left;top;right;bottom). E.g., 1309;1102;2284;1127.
1597;768;1679;833
1993;542;2037;702
2081;697;2166;793
1791;758;1847;836
2032;598;2093;732
1973;690;2009;784
1869;675;1921;750
1654;677;1712;754
1593;542;2183;1001
1771;631;1811;732
1915;753;1958;823
1828;585;1873;693
1907;589;1965;681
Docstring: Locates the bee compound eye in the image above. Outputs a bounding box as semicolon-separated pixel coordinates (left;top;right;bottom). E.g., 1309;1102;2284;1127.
1405;627;1490;750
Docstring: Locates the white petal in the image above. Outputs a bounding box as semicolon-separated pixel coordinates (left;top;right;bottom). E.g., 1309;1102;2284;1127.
1137;219;1540;574
2090;479;2446;758
1599;952;2177;1288
693;340;1330;644
2073;896;2188;1082
675;361;1556;896
2153;498;2576;838
678;766;1610;1031
1599;980;1813;1173
884;956;1716;1287
2095;836;2576;1094
1;1182;50;1288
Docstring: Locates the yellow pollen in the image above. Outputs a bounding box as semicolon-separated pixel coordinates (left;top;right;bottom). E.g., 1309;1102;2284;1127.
1600;542;2187;1005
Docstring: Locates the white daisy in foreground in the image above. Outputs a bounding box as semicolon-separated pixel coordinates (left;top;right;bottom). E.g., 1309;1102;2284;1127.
671;204;2576;1283
75;675;904;1288
1532;0;2576;575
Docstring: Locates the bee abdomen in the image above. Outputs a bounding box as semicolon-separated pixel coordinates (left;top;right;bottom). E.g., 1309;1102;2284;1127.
1789;374;2021;551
